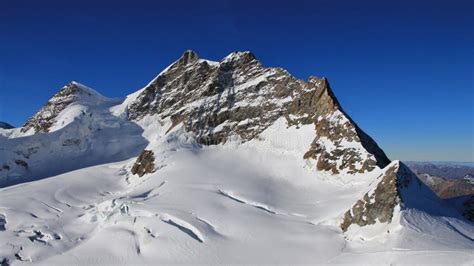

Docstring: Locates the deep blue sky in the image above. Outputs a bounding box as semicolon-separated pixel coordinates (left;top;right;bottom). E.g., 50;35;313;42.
1;0;473;161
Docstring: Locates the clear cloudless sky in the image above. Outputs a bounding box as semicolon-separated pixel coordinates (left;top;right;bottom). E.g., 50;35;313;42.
0;0;473;162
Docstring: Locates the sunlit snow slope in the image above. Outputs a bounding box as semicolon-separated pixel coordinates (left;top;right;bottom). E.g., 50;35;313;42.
0;51;472;265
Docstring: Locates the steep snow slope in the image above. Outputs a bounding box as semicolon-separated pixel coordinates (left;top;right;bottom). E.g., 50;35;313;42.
0;50;472;265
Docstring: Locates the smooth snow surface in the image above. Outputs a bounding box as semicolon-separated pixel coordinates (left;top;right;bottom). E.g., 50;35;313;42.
0;113;473;265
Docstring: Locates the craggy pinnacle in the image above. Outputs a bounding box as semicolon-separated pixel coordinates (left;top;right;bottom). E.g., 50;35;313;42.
127;50;390;174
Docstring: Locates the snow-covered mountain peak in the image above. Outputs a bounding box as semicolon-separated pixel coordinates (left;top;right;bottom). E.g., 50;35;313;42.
21;82;111;134
169;49;200;70
122;50;390;174
1;51;473;264
68;81;107;99
221;51;257;65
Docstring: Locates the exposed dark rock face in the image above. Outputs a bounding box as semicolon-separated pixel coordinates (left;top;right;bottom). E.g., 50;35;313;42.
341;161;452;232
21;82;99;133
302;78;389;174
131;150;155;177
127;50;390;174
341;163;402;231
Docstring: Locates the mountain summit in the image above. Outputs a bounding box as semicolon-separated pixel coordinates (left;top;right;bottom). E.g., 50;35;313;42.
21;81;109;134
125;50;389;174
0;51;472;264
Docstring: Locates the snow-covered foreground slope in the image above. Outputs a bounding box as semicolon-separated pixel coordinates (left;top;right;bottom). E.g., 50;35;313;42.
0;50;473;265
1;124;473;265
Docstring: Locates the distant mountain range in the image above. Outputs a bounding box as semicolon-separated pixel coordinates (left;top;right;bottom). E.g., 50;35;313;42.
404;161;473;210
406;161;474;179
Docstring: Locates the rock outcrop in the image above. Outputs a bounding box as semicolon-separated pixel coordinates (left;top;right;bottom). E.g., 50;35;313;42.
340;161;441;232
341;162;402;231
131;150;155;177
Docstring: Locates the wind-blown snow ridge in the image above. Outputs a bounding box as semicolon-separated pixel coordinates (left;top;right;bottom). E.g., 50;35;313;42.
217;189;278;214
159;213;205;243
217;188;308;218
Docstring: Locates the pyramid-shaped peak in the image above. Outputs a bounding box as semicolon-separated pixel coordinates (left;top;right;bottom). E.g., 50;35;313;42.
21;82;108;133
181;50;199;61
176;50;200;66
53;81;105;99
221;51;257;64
67;81;103;97
163;50;201;72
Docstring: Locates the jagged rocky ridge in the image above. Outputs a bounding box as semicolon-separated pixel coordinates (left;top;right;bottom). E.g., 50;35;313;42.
126;50;390;174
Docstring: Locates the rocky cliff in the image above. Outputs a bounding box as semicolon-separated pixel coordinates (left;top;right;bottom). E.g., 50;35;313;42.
125;50;390;174
340;160;462;232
